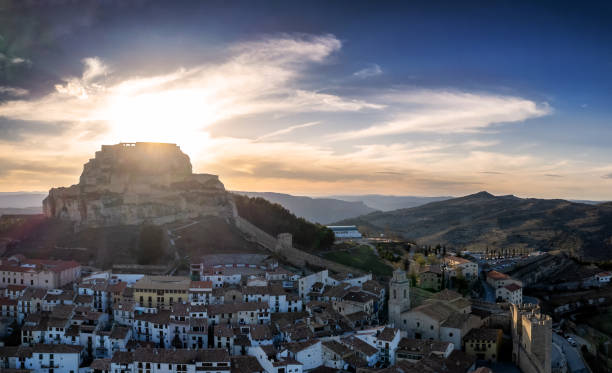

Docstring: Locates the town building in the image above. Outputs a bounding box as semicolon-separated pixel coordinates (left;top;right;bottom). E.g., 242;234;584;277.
444;256;478;281
418;265;443;291
511;304;552;373
0;255;81;289
133;276;190;309
463;328;503;362
326;225;362;240
388;269;411;329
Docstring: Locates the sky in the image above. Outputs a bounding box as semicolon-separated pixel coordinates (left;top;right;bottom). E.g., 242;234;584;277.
1;1;612;199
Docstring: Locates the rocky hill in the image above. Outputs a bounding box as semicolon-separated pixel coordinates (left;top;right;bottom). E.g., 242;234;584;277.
43;142;236;227
338;191;612;261
233;191;376;224
2;143;335;268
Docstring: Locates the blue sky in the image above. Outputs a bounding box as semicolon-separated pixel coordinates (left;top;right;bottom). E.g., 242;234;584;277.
1;0;611;199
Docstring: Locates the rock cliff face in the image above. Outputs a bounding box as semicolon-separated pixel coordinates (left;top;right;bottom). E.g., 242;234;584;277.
43;142;236;227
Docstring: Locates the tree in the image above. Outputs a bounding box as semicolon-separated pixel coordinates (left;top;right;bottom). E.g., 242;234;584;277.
414;253;426;266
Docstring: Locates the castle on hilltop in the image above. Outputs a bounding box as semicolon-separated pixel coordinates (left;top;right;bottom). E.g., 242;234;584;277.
43;142;236;227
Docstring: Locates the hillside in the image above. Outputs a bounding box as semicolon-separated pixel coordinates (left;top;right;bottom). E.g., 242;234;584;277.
234;191;376;224
233;193;334;251
338;191;612;261
330;194;452;211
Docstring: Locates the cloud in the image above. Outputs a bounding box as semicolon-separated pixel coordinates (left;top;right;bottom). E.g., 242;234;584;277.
545;174;563;178
0;53;31;66
0;86;28;97
256;121;321;141
353;64;382;78
603;173;612;179
2;32;603;199
0;118;72;142
0;34;379;144
330;90;550;140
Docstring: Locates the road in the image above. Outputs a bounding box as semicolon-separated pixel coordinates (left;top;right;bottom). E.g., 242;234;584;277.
477;262;496;302
553;332;589;373
165;219;198;275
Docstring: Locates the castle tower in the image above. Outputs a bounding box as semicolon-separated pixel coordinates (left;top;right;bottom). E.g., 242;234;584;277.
510;303;552;373
388;268;411;329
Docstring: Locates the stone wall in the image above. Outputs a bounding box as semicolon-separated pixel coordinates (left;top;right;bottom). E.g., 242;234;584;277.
234;216;363;274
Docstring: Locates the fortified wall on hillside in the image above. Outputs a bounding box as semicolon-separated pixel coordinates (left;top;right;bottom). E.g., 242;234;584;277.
43;142;236;227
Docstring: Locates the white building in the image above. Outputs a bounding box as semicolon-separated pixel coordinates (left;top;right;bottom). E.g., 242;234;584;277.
281;340;322;371
595;272;612;283
326;225;362;240
0;255;81;290
495;283;523;304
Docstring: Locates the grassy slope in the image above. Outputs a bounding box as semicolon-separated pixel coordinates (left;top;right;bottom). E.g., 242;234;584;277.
324;245;392;276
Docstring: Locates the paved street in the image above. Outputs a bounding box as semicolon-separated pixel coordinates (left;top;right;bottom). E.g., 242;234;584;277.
553;332;589;373
481;278;496;302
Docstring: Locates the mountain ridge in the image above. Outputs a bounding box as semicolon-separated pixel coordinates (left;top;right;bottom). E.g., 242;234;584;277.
337;191;612;261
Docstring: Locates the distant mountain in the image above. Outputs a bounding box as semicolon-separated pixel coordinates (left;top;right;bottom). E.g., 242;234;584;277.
337;191;612;261
569;199;610;205
330;194;452;211
0;192;46;208
0;207;42;216
233;191;377;224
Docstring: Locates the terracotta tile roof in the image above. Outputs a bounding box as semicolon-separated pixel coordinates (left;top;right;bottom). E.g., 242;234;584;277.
190;280;213;289
110;325;130;339
411;302;456;322
231;355;264;373
91;358;111;370
504;283;522;292
108;281;127;293
398;338;451;355
32;344;83;354
283;339;319;353
322;340;351;356
134;310;171;324
464;328;501;342
377;327;398;342
487;270;509;280
441;313;473;329
111;351;134;364
249;324;273;340
214;324;235;338
341;335;377;356
430;289;462;302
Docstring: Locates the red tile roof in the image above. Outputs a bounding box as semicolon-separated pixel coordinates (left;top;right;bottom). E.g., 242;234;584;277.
487;270;509;280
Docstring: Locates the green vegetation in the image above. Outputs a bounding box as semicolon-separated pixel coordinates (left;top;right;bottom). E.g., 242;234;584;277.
376;242;408;262
138;225;165;264
233;194;334;250
324;245;393;276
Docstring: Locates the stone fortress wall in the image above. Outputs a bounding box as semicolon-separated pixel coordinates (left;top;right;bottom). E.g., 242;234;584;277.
234;216;363;274
511;303;552;373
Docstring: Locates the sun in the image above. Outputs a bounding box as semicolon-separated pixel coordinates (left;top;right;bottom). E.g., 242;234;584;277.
103;88;217;156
